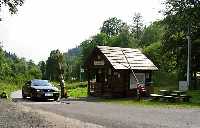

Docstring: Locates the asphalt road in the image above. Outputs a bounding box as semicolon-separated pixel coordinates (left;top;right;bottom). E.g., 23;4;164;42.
11;90;200;128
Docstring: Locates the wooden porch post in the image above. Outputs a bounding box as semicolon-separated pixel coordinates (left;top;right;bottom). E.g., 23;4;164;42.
87;70;91;96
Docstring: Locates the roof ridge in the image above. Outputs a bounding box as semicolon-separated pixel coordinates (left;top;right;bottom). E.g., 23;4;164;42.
97;45;139;50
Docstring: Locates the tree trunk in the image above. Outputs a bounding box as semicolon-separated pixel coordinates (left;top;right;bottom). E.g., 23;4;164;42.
58;63;65;98
60;80;65;98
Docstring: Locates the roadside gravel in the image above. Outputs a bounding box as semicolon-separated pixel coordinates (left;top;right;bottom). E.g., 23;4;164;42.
0;99;105;128
0;99;53;128
27;100;200;128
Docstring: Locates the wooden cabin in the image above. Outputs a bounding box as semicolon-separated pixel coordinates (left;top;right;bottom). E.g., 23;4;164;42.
84;46;158;98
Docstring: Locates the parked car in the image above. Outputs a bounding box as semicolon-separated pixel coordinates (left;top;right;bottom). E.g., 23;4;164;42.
22;79;60;100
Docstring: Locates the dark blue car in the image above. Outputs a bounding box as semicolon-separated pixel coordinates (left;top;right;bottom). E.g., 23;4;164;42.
22;79;60;101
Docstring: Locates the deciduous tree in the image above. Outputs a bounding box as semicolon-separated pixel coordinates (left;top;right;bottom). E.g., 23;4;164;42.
100;17;125;37
0;0;24;15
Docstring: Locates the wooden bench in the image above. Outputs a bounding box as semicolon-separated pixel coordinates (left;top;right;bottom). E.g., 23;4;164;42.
150;94;163;101
170;91;191;102
161;95;175;102
180;95;192;102
150;91;192;102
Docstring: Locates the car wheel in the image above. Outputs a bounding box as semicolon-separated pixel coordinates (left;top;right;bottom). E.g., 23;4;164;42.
54;96;59;101
30;93;35;100
22;91;27;99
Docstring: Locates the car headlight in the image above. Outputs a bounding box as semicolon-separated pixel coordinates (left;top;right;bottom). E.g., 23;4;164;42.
36;89;41;92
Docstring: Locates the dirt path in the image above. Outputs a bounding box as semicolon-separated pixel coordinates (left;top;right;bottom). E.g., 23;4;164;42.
11;90;200;128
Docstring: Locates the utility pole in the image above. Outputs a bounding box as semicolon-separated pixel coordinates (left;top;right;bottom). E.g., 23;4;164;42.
186;24;191;89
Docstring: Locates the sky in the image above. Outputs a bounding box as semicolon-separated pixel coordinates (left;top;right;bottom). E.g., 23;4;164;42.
0;0;165;64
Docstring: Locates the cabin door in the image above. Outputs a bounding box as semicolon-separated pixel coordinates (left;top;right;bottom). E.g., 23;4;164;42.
130;73;145;89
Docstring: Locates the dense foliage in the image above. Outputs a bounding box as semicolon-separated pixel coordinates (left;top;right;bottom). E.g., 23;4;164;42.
162;0;200;88
0;44;41;84
38;49;64;81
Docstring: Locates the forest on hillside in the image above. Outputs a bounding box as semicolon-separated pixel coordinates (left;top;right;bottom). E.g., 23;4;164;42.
1;0;200;89
0;45;41;84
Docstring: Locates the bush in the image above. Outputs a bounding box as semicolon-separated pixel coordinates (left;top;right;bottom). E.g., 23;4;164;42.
0;92;7;98
0;82;21;98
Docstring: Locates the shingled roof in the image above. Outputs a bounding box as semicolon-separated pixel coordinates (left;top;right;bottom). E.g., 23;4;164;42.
97;46;158;70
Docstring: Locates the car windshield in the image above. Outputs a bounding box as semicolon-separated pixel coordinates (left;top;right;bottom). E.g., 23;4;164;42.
31;80;52;86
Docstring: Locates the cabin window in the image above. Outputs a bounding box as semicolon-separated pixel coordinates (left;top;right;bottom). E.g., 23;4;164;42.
146;73;150;79
94;60;105;66
97;55;101;60
113;72;120;80
114;72;118;75
105;78;107;82
130;73;145;89
118;73;120;78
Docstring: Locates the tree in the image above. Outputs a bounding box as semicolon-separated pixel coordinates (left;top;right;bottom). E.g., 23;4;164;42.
100;17;125;37
91;33;109;46
163;0;200;88
80;39;94;62
163;0;200;51
46;49;65;97
143;42;161;68
108;30;133;48
131;13;143;40
46;49;64;81
0;0;24;15
140;21;164;47
38;61;46;79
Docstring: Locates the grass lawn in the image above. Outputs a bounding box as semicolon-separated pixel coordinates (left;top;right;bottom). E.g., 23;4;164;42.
65;81;87;98
68;87;87;98
64;81;200;108
97;97;200;109
188;90;200;104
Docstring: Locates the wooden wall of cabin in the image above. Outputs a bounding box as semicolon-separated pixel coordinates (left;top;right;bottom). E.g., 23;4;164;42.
87;68;129;98
86;68;154;97
110;70;128;97
85;48;112;97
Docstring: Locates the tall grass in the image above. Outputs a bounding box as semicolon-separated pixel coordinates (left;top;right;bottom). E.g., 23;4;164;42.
188;90;200;104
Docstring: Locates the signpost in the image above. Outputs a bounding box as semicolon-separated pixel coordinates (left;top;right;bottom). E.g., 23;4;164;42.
179;81;188;91
94;60;105;66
